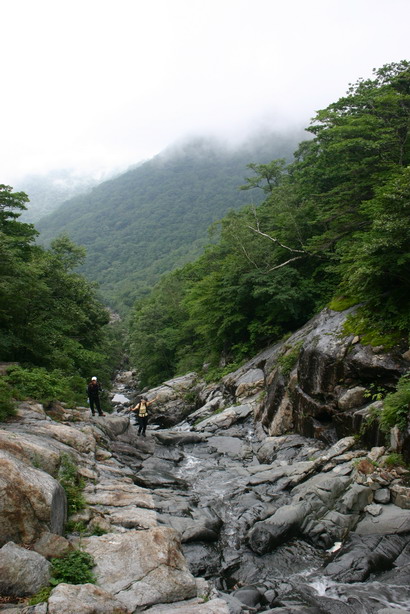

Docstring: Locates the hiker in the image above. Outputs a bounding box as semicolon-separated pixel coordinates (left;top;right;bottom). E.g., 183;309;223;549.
87;376;105;417
130;396;158;436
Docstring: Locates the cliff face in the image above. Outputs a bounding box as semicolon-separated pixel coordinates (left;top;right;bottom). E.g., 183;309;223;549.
218;308;409;453
1;307;410;613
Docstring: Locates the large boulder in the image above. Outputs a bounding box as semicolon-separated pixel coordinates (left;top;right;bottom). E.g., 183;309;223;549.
21;421;96;454
193;404;252;433
81;528;198;611
0;542;50;596
0;429;61;476
47;583;129;614
145;373;205;427
0;450;66;546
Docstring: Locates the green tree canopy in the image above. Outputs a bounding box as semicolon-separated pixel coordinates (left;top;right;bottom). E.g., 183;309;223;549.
129;61;410;386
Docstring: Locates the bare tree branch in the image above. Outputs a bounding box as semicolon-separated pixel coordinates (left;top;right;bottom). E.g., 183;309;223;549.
265;256;305;271
239;241;262;270
247;224;307;254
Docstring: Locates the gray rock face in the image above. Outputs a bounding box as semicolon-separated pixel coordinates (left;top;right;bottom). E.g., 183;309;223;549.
81;529;197;611
47;583;129;614
143;598;230;613
0;450;66;546
252;307;408;446
324;533;410;583
2;306;410;613
0;542;50;596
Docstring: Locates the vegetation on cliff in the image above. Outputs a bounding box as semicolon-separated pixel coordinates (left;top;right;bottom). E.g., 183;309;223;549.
130;61;410;387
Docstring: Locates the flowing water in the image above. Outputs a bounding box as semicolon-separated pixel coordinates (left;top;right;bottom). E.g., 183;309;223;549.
111;373;410;613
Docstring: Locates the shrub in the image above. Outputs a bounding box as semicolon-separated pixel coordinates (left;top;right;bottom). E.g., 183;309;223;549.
380;374;410;432
4;365;85;407
328;296;357;311
50;550;96;585
0;378;16;421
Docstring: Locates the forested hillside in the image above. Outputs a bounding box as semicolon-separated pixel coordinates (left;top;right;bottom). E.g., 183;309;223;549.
0;185;121;418
129;61;410;387
37;133;302;310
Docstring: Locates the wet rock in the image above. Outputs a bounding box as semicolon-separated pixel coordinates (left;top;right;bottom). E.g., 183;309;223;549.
135;460;188;490
155;446;185;463
355;504;410;535
206;435;248;459
324;533;410;583
154;431;207;446
182;543;221;578
248;503;308;554
0;542;50;596
157;507;222;543
193;405;252;433
232;585;264;608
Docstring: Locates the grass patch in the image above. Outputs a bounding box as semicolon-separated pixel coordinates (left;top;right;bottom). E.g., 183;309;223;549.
27;586;53;606
343;310;401;349
277;341;303;376
58;454;86;517
328;296;358;311
383;453;407;469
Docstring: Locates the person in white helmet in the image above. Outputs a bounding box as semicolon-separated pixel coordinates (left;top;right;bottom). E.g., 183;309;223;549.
87;376;105;416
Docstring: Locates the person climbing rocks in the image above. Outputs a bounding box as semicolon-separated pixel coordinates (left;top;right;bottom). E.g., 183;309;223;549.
130;396;158;436
87;376;105;417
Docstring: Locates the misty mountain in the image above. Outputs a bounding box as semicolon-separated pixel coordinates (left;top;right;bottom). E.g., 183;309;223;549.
37;132;303;311
16;169;114;223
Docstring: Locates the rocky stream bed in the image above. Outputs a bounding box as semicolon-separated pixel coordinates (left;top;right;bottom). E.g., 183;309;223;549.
1;307;410;613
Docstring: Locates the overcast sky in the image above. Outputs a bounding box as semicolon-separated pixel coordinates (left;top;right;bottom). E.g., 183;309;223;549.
2;0;410;184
